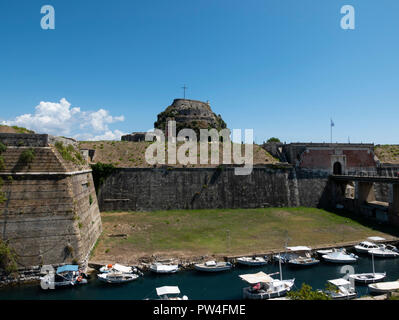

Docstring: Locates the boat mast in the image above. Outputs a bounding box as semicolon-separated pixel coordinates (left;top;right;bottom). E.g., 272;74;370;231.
279;252;283;281
372;252;375;275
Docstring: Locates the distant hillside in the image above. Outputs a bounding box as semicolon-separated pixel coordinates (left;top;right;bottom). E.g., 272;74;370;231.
79;140;278;168
0;125;34;134
375;145;399;164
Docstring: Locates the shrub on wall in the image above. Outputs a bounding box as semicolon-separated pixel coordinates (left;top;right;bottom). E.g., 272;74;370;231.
0;142;6;170
0;240;18;275
19;148;35;164
90;162;116;194
54;141;85;165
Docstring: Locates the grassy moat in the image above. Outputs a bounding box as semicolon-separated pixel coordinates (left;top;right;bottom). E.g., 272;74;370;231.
90;207;398;265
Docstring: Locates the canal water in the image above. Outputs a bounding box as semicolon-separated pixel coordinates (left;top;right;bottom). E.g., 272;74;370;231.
0;254;398;300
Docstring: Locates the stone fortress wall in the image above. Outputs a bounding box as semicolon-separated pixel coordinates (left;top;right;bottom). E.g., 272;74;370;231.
97;166;331;212
0;133;102;270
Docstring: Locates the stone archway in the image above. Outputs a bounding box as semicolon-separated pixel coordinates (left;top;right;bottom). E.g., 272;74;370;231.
333;161;343;175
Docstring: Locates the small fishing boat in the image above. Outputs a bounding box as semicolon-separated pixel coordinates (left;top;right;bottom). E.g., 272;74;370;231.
236;256;268;266
354;241;379;254
194;260;232;272
368;280;399;294
285;247;319;267
156;286;188;300
149;262;179;274
40;265;87;289
349;252;386;284
324;278;357;300
322;249;358;264
368;245;399;258
97;271;139;284
240;256;295;300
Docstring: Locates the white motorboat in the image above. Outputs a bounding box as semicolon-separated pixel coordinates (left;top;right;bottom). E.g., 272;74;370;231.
99;263;138;274
236;256;268;266
324;278;357;300
354;241;379;254
349;252;386;284
194;260;232;272
322;249;358;264
97;272;139;284
368;245;399;258
156;286;188;300
368;280;399;294
240;256;294;299
149;263;179;274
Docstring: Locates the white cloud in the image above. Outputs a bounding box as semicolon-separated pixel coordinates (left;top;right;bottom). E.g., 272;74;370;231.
1;98;125;141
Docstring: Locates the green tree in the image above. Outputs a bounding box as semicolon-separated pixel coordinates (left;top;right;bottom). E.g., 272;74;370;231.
267;137;281;143
287;283;331;300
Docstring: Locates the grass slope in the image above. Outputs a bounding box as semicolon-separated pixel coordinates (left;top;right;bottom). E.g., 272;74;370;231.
91;207;396;264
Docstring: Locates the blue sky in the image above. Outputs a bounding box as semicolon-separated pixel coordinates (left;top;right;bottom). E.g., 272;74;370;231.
0;0;398;143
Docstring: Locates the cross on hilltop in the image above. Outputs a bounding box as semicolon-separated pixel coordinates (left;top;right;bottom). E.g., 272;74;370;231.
182;84;188;99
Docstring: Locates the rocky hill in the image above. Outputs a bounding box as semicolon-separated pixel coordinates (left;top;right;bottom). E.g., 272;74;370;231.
154;99;227;136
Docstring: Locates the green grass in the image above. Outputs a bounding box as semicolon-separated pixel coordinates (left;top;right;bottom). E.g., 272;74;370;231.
91;207;396;261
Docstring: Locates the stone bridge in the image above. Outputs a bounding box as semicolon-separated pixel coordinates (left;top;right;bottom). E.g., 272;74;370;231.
330;174;399;226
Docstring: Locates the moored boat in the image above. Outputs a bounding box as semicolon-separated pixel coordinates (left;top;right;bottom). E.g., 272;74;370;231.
40;265;88;289
240;255;294;300
156;286;188;300
322;249;358;264
285;247;319;267
324;278;357;300
194;260;232;272
368;280;399;294
368;245;399;258
349;253;386;284
97;272;139;284
236;256;268;266
354;241;379;254
149;262;179;274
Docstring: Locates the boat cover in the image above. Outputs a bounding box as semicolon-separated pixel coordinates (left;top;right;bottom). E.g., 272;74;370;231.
113;264;132;273
370;281;399;291
286;246;312;251
239;272;275;284
152;264;178;271
56;265;79;273
328;278;351;287
156;286;181;296
367;236;386;242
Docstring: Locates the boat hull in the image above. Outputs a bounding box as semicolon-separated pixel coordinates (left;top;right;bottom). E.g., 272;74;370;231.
349;273;386;285
322;256;357;264
97;274;138;284
368;281;399;294
194;264;232;272
236;260;268;267
288;260;319;267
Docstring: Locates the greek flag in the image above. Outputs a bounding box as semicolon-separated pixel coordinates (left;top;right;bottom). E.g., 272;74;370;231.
331;119;335;127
